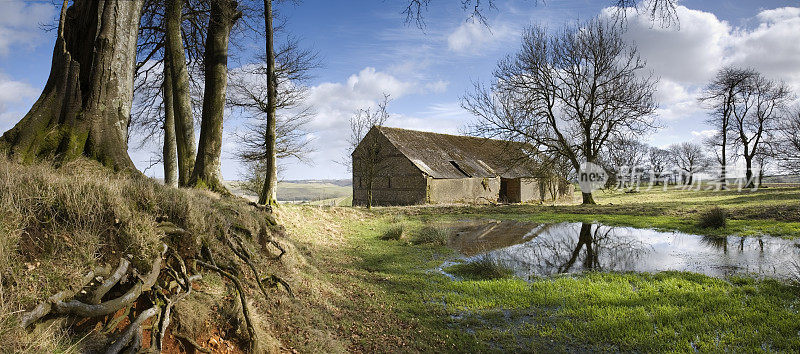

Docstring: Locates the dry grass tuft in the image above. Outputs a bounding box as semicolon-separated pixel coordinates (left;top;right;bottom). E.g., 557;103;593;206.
411;224;451;246
0;156;296;351
698;207;728;229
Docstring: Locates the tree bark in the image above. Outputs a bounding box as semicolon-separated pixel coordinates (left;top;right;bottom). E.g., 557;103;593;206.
745;156;754;188
258;0;279;206
191;0;240;193
0;0;143;171
581;192;596;205
162;57;178;188
165;0;197;186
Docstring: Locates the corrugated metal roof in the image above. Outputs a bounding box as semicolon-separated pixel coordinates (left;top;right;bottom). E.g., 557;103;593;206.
376;126;539;179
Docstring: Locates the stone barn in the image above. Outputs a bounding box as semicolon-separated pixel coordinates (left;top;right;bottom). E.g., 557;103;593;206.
351;126;573;206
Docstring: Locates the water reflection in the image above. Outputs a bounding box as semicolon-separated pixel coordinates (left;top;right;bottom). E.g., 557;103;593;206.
446;220;800;280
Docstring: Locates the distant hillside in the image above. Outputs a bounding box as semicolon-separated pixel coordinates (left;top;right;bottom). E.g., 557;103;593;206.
277;181;352;202
283;179;351;187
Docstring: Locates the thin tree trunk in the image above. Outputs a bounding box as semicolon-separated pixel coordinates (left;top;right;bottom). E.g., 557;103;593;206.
581;192;595;205
0;0;143;171
162;58;178;188
165;0;197;187
258;0;279;206
191;0;240;193
720;128;727;190
745;156;754;188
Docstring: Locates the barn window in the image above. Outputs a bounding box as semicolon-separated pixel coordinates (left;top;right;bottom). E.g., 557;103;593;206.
449;161;471;177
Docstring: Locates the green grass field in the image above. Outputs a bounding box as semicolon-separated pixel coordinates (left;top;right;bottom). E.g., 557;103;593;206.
277;181;351;203
275;186;800;352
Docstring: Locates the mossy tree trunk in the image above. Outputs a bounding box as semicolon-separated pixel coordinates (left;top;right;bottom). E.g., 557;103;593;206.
191;0;241;193
162;56;178;188
258;0;278;206
165;0;197;186
0;0;143;171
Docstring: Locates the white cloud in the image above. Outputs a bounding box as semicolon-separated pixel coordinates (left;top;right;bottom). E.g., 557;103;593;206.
691;130;716;138
0;73;38;131
613;6;731;85
447;21;516;53
0;0;55;55
757;7;800;23
611;6;800;88
609;6;800;123
305;67;415;131
652;79;703;122
729;7;800;90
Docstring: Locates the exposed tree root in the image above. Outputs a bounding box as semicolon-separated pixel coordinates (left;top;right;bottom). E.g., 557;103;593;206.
19;217;292;352
174;332;212;353
19;265;111;328
106;305;159;354
90;258;130;305
197;259;259;353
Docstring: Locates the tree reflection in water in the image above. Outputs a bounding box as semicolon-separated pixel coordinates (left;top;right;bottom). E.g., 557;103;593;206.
489;223;652;277
447;220;800;279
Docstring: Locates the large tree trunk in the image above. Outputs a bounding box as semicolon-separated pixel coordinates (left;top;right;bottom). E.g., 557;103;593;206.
581;192;596;205
0;0;143;171
191;0;240;193
165;0;197;187
162;58;178;188
258;0;279;206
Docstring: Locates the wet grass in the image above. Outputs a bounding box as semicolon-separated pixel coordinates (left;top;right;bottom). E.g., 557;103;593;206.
279;206;800;352
444;256;514;281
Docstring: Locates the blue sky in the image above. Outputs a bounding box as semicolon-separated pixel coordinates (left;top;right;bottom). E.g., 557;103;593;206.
1;0;799;180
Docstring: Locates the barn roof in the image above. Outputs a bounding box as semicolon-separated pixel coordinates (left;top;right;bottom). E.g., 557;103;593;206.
375;126;539;179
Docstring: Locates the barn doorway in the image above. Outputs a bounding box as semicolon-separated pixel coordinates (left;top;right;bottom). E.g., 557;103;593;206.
501;178;521;203
499;179;509;203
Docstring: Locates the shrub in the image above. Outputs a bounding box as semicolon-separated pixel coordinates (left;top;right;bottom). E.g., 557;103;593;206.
698;207;728;229
411;225;451;246
444;256;514;280
381;224;406;240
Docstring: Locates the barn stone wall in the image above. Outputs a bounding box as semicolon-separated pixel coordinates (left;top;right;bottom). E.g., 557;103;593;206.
428;177;501;204
352;130;428;206
519;177;574;203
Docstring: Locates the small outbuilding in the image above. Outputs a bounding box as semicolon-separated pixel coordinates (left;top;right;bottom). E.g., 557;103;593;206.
351;126;573;206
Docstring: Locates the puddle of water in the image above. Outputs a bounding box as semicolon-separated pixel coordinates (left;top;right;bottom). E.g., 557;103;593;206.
445;220;800;280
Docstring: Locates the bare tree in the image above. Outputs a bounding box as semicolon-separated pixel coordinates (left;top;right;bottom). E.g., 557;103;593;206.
604;137;649;189
229;40;319;200
668;142;709;185
131;0;209;186
648;147;670;185
729;73;792;188
463;19;658;204
775;107;800;174
699;67;756;190
349;94;391;209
